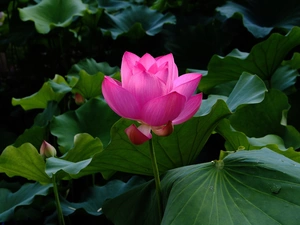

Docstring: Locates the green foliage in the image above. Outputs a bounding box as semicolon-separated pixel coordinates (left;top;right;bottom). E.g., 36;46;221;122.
101;5;176;39
61;176;145;216
199;26;300;93
217;0;300;38
50;98;119;152
103;149;300;225
11;80;65;110
0;182;52;221
0;143;50;183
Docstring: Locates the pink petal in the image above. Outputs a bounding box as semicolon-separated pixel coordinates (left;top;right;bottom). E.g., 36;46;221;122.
173;93;203;125
148;63;158;74
121;52;140;87
172;73;202;98
139;53;157;71
155;64;168;84
102;76;141;120
125;71;166;106
125;124;152;145
141;92;186;126
156;53;178;86
152;120;174;137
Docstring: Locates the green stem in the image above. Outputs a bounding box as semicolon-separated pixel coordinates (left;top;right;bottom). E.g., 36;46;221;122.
149;138;163;221
52;174;65;225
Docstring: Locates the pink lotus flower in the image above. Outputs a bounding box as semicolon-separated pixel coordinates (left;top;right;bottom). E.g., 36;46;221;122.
102;51;202;145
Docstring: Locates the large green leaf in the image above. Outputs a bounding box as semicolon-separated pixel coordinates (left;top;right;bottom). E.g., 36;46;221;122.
12;77;66;110
13;126;47;149
103;149;300;225
62;133;103;162
196;72;266;117
81;100;231;178
103;179;159;225
226;73;267;111
0;182;52;222
216;0;300;38
0;143;51;183
67;58;119;77
161;149;300;225
71;70;104;99
101;5;176;39
45;157;92;180
50;98;119;152
199;26;300;93
229;89;289;138
33;101;60;127
271;65;299;92
18;0;88;34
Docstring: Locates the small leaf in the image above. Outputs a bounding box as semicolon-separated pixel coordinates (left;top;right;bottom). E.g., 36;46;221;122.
0;182;52;221
13;126;47;149
19;0;88;34
0;143;51;183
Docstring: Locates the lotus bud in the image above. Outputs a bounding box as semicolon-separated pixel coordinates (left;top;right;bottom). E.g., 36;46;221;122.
74;93;85;105
0;12;6;26
40;141;57;158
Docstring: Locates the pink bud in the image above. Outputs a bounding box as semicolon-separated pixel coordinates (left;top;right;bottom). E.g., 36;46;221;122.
74;93;85;105
40;141;57;158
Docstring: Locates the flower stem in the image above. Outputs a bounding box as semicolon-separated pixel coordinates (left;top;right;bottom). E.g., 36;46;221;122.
149;138;163;221
52;174;65;225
